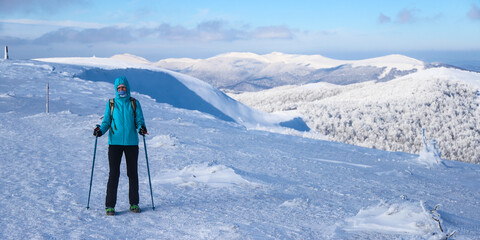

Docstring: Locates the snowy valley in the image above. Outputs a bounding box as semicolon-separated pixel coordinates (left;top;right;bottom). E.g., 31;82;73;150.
0;57;479;239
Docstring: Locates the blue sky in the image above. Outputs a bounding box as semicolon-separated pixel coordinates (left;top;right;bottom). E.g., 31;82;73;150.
1;0;480;64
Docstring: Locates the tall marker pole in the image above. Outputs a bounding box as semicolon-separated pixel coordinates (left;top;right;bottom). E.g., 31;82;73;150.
46;82;49;113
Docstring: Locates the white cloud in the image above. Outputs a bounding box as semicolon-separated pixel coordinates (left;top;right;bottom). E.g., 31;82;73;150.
0;19;104;28
148;21;294;42
3;20;296;46
33;27;135;44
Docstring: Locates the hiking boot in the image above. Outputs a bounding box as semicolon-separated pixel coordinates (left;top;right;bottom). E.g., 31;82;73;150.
106;207;115;216
130;205;141;213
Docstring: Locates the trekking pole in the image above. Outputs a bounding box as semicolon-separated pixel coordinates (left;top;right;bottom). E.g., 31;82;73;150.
87;125;100;209
143;134;155;210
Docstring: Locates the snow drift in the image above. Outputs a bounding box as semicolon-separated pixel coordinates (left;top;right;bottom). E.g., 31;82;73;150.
345;201;436;235
36;56;310;132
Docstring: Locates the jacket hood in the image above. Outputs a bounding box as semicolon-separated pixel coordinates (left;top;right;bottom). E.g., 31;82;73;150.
114;76;131;98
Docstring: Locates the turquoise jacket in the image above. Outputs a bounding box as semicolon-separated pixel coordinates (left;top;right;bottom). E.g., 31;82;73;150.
99;76;146;146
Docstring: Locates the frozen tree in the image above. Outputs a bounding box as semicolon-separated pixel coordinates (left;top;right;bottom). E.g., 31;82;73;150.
417;129;443;167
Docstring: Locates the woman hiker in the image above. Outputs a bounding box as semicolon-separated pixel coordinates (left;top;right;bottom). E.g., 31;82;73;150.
93;76;147;216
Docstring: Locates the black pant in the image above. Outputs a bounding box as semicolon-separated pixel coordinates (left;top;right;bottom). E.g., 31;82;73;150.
105;145;139;208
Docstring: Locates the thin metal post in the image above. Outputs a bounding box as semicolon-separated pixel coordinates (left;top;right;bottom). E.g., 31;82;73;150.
46;82;49;113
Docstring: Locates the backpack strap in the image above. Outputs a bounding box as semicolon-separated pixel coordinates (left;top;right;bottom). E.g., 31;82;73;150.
130;97;137;128
109;99;116;134
109;99;115;117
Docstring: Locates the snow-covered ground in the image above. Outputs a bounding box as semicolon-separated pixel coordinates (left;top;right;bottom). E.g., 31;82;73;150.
1;59;480;239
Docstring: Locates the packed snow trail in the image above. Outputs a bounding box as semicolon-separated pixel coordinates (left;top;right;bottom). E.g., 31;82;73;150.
1;60;480;239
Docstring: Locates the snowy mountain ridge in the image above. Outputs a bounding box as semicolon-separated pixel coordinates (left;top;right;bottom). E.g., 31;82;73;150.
154;52;426;92
58;52;427;92
1;58;479;239
157;52;424;71
217;52;424;70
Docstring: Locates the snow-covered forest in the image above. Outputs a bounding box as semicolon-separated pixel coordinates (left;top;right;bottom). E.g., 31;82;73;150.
229;67;480;164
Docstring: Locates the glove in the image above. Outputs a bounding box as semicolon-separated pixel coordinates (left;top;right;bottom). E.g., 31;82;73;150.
139;126;148;136
93;126;102;137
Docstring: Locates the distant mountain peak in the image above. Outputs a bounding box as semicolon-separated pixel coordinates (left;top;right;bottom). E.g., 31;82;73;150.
110;53;151;64
213;52;270;62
